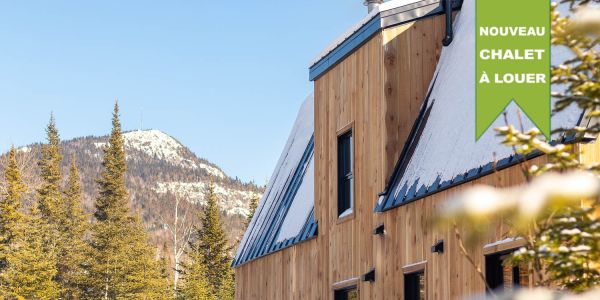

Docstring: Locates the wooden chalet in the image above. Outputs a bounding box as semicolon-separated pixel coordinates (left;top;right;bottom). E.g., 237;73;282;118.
233;0;596;298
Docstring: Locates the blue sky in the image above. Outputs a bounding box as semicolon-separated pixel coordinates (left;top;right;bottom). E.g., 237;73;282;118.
0;1;365;183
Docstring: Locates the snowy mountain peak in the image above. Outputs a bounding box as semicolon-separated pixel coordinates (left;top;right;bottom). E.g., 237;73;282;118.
95;129;226;179
125;129;180;152
123;129;184;162
124;129;226;179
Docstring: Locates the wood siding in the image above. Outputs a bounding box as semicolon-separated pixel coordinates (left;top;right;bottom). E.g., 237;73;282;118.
234;13;594;299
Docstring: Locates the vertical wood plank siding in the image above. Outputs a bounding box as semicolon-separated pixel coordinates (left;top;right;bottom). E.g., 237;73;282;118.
235;12;590;299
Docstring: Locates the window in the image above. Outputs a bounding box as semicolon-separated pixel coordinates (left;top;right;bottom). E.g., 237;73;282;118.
334;286;358;300
485;251;529;293
337;130;353;217
404;270;425;300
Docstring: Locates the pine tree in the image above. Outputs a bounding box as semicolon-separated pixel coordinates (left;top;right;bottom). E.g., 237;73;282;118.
59;157;90;299
0;147;25;275
86;102;168;299
192;181;234;299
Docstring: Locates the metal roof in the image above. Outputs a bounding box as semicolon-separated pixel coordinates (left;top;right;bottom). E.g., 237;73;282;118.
374;0;588;212
233;96;317;267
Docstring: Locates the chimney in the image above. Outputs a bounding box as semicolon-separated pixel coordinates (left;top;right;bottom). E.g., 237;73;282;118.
364;0;384;13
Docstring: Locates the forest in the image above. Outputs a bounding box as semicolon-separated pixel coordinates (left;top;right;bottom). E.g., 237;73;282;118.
0;103;250;299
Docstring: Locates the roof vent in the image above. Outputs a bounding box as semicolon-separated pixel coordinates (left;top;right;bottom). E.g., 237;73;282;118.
364;0;384;13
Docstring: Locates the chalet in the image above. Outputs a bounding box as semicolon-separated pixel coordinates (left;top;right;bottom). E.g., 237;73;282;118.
233;0;594;298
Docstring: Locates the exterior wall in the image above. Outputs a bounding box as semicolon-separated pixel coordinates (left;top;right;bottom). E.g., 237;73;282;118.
312;15;446;299
235;13;592;299
372;160;540;299
313;27;384;300
235;239;320;299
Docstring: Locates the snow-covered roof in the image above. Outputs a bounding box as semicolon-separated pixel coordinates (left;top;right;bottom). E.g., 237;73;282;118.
374;0;585;212
309;0;463;81
309;0;421;68
233;94;317;267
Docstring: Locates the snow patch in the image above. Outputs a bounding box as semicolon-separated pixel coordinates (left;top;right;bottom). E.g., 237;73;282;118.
275;155;315;243
310;0;422;67
121;129;225;177
386;0;582;203
483;237;523;249
198;163;227;179
236;94;315;259
16;146;31;153
154;181;259;217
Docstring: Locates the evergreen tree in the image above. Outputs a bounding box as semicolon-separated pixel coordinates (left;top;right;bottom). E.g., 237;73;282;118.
245;194;259;228
0;147;59;299
2;206;60;299
178;240;213;300
0;147;24;275
37;113;63;220
86;102;168;299
159;243;174;298
59;157;90;299
124;216;172;300
192;181;234;299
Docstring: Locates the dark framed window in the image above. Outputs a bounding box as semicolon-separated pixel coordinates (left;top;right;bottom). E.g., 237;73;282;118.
337;130;353;217
485;250;529;293
334;286;358;300
404;270;425;300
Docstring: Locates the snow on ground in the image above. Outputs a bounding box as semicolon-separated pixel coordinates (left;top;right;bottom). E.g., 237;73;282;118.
154;181;260;217
197;163;227;179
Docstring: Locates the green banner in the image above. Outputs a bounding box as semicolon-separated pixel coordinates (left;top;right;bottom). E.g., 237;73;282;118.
475;0;550;140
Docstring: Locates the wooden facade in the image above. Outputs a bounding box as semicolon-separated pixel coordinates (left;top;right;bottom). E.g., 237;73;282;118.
234;9;597;300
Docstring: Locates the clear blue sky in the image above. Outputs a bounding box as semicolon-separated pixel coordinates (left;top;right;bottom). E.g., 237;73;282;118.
0;1;365;183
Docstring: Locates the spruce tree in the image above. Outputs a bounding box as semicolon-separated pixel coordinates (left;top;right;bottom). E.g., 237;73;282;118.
60;157;90;299
86;102;168;298
0;147;59;299
36;114;91;297
124;216;172;300
193;181;234;299
178;240;212;300
37;113;63;220
245;194;259;227
159;243;174;298
0;147;24;275
2;205;60;299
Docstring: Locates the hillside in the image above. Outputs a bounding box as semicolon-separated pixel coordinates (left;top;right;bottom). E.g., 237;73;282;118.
4;129;263;248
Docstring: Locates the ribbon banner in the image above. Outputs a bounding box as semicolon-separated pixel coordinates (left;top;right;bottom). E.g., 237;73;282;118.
475;0;551;140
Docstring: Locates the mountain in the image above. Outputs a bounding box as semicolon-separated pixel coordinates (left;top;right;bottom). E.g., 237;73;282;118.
4;129;263;249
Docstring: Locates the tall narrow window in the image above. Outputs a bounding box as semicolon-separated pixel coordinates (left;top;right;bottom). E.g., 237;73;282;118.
485;251;529;293
404;270;425;300
334;286;358;300
337;130;353;217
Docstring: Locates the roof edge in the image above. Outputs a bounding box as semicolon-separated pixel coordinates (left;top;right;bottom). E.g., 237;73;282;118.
309;0;463;81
